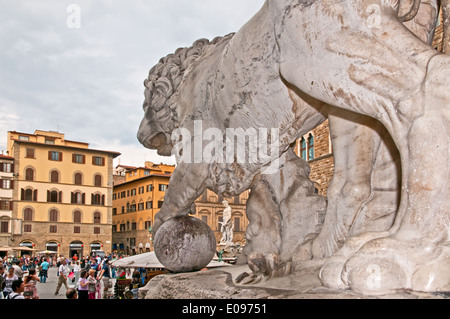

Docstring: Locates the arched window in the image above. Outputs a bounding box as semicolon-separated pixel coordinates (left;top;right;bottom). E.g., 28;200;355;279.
92;194;101;205
94;212;101;224
308;134;314;160
49;209;58;222
24;189;33;201
74;210;81;223
300;137;307;160
50;170;59;183
23;208;33;221
71;192;85;204
74;173;82;185
48;190;59;203
25;168;34;181
94;175;102;187
234;217;241;232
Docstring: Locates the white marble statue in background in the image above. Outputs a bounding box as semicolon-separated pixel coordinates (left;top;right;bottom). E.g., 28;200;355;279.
219;200;233;245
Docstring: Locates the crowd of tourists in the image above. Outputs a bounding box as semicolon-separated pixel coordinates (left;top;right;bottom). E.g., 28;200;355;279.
0;252;125;299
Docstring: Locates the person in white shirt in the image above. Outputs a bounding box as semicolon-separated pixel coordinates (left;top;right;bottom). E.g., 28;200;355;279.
54;258;69;296
72;261;81;286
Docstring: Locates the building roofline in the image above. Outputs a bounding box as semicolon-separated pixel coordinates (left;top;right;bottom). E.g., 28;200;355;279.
113;173;171;187
10;139;121;158
0;154;14;160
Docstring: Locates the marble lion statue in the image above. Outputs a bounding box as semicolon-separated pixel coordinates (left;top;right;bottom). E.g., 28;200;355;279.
138;0;450;295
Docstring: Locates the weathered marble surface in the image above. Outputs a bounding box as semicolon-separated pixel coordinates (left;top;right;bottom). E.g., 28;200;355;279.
142;263;448;299
153;216;216;272
138;0;450;296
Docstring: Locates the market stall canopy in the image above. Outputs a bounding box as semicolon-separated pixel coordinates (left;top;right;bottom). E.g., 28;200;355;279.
38;250;57;254
110;251;231;269
0;246;12;252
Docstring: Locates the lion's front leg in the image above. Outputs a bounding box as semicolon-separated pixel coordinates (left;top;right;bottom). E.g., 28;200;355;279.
153;163;210;236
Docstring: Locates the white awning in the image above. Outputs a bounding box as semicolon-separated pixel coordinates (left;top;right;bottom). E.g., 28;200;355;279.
110;251;231;270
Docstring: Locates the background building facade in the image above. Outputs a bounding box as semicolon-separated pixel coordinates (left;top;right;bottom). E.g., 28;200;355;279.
7;130;120;257
294;120;334;196
0;154;16;248
112;162;249;255
112;162;175;255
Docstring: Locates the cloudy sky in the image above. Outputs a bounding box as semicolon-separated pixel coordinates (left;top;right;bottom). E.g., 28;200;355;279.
0;0;265;167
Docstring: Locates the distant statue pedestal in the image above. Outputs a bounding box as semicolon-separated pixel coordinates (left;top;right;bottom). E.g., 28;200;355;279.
216;243;242;262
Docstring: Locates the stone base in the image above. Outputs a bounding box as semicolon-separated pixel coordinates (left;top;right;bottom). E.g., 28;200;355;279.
141;261;448;299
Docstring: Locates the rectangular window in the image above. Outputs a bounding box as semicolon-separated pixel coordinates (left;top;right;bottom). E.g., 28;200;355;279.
93;156;105;166
138;202;144;211
1;179;11;189
120;224;125;231
49;151;62;161
0;201;12;210
132;222;137;230
26;148;35;158
24;224;32;232
146;201;153;209
45;139;55;144
0;163;12;173
74;226;81;234
94;227;100;234
121;191;126;198
147;184;153;192
159;184;168;192
112;225;117;232
49;225;57;233
19;135;29;141
131;189;136;196
158;200;164;208
73;154;85;164
1;221;9;233
112;208;117;215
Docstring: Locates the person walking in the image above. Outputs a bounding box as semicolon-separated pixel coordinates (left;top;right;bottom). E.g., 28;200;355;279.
23;268;40;299
87;269;97;299
39;258;50;283
2;267;18;299
77;269;89;299
97;258;111;299
12;259;25;279
54;258;69;296
72;260;81;286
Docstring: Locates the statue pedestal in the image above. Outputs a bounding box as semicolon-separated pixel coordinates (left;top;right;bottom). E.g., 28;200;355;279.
141;260;445;299
216;243;241;263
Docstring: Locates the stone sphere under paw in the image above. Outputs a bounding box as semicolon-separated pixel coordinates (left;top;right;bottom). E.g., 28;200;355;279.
154;215;217;272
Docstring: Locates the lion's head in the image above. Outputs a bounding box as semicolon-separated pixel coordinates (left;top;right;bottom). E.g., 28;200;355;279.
137;33;235;156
